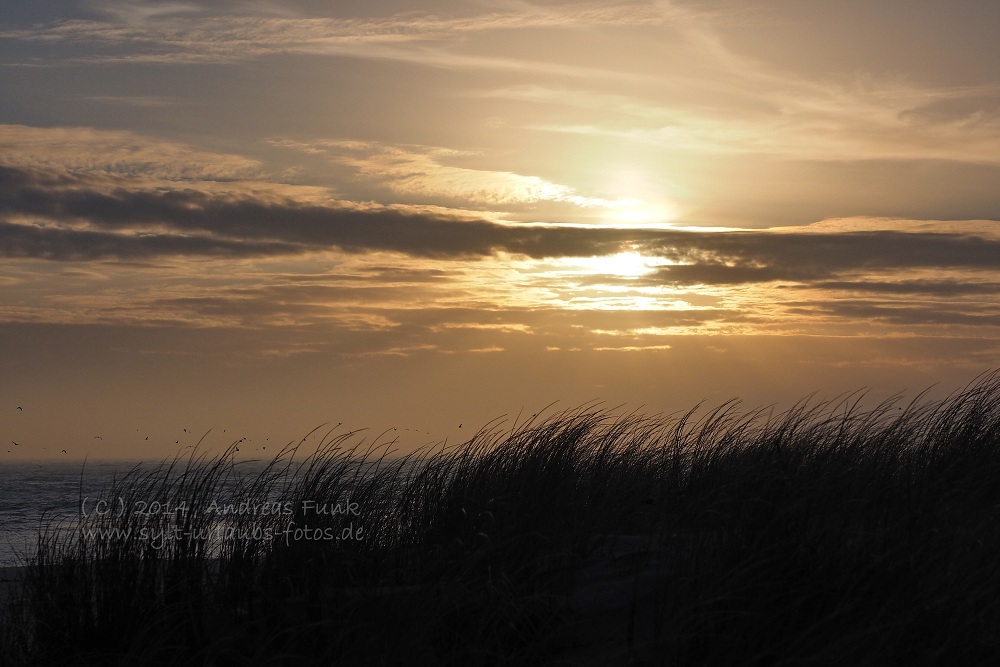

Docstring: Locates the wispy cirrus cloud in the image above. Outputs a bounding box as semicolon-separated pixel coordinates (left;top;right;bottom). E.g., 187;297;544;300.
0;124;269;181
513;81;1000;164
11;1;999;170
80;95;185;107
269;138;622;210
1;2;671;65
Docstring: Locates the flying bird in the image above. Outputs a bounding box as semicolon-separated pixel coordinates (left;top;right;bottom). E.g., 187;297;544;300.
16;406;22;411
12;441;21;446
61;449;67;454
94;436;102;440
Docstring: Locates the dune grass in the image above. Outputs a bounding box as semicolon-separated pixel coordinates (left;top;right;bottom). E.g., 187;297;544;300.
3;371;1000;665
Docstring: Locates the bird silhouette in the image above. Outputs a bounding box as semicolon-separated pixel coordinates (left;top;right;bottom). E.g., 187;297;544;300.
12;441;21;446
61;449;67;454
94;436;102;440
16;406;22;411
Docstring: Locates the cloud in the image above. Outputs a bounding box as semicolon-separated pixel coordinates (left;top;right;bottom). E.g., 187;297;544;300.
801;280;1000;297
270;138;621;208
470;28;1000;166
787;301;1000;328
10;4;1000;169
0;219;297;261
524;82;1000;163
900;91;1000;126
79;95;185;107
0;124;269;181
649;262;811;285
1;3;671;64
91;1;205;25
1;124;998;345
4;162;1000;278
593;344;673;352
638;226;1000;285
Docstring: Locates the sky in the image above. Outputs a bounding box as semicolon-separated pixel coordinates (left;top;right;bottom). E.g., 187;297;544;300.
2;0;999;461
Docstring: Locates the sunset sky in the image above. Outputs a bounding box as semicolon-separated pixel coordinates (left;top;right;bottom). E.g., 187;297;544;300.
2;0;999;460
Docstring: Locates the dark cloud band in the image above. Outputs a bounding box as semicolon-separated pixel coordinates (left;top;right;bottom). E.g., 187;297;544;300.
2;165;998;289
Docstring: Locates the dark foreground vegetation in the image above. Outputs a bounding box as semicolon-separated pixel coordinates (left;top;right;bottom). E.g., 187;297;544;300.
3;371;1000;666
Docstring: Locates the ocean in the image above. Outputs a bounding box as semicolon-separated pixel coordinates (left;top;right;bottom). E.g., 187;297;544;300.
0;461;159;567
0;459;288;568
0;456;404;568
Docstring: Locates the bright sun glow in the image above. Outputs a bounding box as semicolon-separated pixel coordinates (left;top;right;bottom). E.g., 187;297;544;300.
596;165;680;227
573;251;662;277
605;197;679;226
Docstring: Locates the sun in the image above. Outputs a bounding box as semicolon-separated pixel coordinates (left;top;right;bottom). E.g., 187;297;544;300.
605;197;679;227
592;165;681;228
